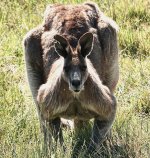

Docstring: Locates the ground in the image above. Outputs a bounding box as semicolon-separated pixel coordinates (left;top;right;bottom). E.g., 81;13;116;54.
0;0;149;157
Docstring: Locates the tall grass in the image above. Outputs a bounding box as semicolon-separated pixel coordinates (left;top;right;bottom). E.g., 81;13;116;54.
0;0;149;157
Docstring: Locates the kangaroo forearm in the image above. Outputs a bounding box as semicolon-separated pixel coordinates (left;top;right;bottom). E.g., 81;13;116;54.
100;84;115;105
99;83;116;109
88;71;116;108
89;83;116;118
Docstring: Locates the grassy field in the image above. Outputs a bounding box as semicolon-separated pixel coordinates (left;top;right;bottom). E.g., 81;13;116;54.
0;0;149;157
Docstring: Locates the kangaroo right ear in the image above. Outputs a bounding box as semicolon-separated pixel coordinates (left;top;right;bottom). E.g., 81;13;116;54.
54;35;69;58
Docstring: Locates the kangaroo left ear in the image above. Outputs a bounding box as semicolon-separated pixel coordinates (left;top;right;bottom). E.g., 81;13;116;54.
54;35;69;58
78;32;94;57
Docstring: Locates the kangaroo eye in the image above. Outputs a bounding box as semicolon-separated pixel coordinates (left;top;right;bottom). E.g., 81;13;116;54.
81;65;87;71
64;66;70;72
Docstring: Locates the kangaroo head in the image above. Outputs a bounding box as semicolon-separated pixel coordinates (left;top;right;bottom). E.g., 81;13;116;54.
54;32;93;93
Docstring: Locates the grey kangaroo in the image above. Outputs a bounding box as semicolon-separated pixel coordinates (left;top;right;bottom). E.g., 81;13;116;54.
23;2;119;156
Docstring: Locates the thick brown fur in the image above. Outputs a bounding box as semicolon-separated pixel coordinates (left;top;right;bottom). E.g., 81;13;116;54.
23;2;119;156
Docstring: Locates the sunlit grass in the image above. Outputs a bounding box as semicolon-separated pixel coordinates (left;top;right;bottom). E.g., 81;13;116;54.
0;0;149;157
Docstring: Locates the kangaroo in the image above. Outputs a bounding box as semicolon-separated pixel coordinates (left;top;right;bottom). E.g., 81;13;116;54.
23;2;119;155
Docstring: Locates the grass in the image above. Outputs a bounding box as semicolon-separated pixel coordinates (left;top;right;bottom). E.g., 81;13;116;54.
0;0;149;157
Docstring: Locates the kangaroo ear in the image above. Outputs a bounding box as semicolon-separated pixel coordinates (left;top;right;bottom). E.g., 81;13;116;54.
78;32;94;57
54;35;69;58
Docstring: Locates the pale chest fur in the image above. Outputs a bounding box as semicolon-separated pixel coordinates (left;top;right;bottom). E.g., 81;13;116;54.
40;77;105;120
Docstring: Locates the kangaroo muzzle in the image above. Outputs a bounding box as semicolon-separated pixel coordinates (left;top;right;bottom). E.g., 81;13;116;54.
70;72;82;92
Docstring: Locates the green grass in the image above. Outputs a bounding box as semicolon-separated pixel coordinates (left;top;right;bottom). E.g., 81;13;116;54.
0;0;149;157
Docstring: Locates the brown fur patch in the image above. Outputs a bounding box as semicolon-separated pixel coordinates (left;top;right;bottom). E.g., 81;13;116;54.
24;2;119;148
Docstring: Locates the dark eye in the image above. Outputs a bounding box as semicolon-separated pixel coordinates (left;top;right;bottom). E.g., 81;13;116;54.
64;66;70;72
81;65;87;71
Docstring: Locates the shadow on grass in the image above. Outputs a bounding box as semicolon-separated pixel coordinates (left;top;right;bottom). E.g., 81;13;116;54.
70;125;135;158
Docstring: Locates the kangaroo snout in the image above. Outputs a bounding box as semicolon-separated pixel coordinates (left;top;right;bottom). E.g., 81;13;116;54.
70;72;82;92
72;79;81;88
70;77;82;92
71;79;81;92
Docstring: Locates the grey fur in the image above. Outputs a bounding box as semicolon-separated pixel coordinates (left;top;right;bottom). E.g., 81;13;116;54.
23;2;119;155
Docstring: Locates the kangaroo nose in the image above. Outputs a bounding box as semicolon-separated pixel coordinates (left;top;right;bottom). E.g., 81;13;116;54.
72;80;81;87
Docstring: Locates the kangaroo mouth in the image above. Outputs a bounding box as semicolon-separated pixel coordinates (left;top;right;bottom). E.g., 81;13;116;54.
74;89;80;92
69;85;84;93
70;87;81;93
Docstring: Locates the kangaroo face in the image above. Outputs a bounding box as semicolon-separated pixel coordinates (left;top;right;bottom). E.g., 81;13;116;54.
54;32;93;93
63;54;88;92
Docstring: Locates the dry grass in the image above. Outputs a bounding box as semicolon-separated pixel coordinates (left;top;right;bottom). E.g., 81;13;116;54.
0;0;149;157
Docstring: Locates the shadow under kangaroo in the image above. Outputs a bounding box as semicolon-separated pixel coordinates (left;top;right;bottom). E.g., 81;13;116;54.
23;2;119;157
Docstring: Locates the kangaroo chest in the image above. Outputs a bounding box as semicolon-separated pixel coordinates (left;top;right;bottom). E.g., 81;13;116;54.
59;98;99;120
